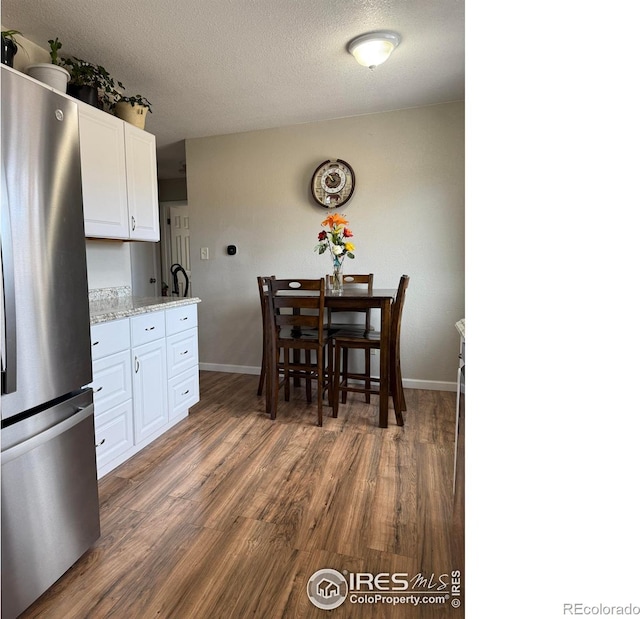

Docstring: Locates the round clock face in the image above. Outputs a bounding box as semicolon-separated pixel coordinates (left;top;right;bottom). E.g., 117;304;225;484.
311;159;355;208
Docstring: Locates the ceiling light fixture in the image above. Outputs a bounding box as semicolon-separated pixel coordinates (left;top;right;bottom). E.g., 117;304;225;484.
348;31;401;69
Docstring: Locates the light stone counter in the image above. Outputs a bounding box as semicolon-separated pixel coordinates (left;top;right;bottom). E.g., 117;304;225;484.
89;286;201;325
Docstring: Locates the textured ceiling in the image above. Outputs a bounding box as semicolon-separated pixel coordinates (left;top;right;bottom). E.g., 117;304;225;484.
2;0;464;179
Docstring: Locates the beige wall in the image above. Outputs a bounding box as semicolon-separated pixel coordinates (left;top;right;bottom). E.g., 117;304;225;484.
186;103;464;387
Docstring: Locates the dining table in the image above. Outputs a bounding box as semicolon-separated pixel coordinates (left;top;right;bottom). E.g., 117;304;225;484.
265;286;398;428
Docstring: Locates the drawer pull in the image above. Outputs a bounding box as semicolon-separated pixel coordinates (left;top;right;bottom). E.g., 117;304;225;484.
145;326;156;331
135;356;140;373
131;215;136;231
92;341;99;346
179;317;189;321
96;438;106;447
181;389;190;396
95;386;103;393
180;350;189;356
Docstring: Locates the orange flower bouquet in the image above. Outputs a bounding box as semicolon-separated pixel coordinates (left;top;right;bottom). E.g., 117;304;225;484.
314;213;355;292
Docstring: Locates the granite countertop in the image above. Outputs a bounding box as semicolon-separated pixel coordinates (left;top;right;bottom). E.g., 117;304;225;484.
455;318;465;339
89;286;201;325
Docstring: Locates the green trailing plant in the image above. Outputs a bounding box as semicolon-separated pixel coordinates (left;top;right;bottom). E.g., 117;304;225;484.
48;37;62;64
59;55;124;98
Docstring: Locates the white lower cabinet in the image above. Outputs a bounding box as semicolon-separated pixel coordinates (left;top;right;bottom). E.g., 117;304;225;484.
132;338;168;443
90;319;133;478
90;304;199;479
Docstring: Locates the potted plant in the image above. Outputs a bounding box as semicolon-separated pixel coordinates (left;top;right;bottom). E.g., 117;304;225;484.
26;37;70;92
59;56;124;110
1;30;24;67
113;93;152;130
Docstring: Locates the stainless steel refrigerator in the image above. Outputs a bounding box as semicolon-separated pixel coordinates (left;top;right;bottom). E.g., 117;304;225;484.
1;66;101;619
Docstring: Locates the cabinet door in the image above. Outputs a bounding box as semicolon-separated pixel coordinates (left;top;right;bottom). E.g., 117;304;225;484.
125;123;160;241
79;104;129;239
132;339;168;442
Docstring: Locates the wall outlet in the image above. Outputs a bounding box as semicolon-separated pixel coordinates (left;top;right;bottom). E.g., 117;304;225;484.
200;247;209;260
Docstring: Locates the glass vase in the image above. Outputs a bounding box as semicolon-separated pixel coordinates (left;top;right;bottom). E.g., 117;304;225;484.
332;263;343;294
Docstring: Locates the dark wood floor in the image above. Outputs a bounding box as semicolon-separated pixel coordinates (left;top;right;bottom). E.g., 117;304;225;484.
20;371;464;618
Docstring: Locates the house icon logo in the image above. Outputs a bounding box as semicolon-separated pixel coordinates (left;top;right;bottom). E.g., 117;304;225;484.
307;568;348;610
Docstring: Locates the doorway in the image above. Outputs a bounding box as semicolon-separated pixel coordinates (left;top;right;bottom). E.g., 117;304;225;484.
160;201;192;297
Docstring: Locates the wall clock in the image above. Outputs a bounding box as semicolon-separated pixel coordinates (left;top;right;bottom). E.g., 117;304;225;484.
310;159;355;208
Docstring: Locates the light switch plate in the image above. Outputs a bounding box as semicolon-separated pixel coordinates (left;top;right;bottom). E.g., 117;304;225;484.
200;247;209;260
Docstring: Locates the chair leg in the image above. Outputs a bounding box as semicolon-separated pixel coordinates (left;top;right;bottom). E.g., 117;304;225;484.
324;342;332;402
364;350;371;404
267;347;277;420
257;367;265;396
284;348;291;402
390;359;404;426
305;350;312;402
392;351;407;412
332;341;341;418
341;348;348;404
317;347;323;426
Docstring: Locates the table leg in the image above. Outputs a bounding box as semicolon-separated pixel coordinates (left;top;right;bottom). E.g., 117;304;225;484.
379;298;391;428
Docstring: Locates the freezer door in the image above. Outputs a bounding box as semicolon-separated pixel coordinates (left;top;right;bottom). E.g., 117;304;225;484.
1;67;92;419
1;389;100;619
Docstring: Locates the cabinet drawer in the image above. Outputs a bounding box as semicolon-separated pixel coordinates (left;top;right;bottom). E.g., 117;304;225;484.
165;304;198;336
92;350;132;415
168;367;200;420
90;319;130;360
94;400;134;471
130;311;165;347
166;328;199;378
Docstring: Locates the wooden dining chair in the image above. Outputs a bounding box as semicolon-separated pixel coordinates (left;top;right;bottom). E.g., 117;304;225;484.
325;273;374;402
267;278;331;426
331;275;409;426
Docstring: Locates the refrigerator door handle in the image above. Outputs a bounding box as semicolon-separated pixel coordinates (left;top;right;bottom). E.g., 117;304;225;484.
1;159;17;395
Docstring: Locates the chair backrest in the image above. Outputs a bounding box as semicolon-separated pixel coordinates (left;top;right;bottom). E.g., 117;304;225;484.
325;273;374;330
268;278;326;341
257;275;275;327
390;275;410;352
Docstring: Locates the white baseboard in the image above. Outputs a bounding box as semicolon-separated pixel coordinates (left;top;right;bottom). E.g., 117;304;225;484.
198;363;456;392
402;378;456;392
199;363;261;375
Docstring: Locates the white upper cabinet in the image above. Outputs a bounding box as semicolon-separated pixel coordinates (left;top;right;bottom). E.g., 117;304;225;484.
124;123;160;241
78;104;129;239
79;102;159;241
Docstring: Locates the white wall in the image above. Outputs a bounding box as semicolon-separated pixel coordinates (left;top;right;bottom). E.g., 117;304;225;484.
85;240;131;290
186;103;464;387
